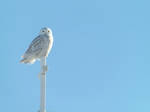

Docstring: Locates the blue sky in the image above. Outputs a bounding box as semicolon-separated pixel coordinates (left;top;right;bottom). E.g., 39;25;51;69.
0;0;150;112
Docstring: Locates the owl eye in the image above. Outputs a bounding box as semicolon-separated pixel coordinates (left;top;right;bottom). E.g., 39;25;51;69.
48;30;50;32
42;31;44;32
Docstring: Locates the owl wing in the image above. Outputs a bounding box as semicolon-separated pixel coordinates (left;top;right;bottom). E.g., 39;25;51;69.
24;35;44;56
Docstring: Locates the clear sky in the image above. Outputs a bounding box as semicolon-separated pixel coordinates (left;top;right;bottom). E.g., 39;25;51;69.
0;0;150;112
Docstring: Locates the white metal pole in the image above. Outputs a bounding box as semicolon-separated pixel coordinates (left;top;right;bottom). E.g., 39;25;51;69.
40;57;47;112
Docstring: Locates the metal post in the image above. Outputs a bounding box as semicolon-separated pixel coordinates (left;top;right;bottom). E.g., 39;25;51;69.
40;57;47;112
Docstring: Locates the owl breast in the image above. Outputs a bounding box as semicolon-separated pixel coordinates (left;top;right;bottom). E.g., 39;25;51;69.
43;35;53;57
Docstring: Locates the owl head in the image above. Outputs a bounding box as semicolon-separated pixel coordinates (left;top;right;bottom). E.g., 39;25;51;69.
39;27;52;36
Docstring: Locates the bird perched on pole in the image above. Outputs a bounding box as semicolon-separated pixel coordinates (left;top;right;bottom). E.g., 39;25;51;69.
20;27;53;112
20;27;53;64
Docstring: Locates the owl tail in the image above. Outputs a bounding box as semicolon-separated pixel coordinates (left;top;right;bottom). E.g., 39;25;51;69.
20;57;35;64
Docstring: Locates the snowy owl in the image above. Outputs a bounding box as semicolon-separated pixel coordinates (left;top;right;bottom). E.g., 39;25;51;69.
20;27;53;64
